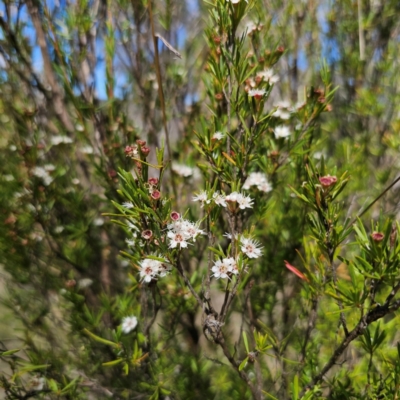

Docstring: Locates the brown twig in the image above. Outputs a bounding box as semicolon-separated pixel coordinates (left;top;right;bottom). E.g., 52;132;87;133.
26;0;74;132
148;0;178;201
300;298;400;396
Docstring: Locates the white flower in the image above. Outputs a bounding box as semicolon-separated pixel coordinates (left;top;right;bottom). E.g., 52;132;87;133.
211;258;235;279
248;89;266;98
122;202;134;209
236;193;254;209
167;218;205;247
167;231;190;249
243;172;272;193
139;257;171;281
272;109;290;120
240;237;263;259
227;257;239;275
213;131;225;140
29;376;45;391
77;278;93;289
4;174;14;181
51;135;73;145
225;191;240;202
274;125;291;139
227;0;248;3
180;221;205;241
172;162;193;177
258;181;273;193
139;258;160;282
226;192;253;209
121;316;138;333
213;191;227;207
192;190;211;207
44;164;56;172
81;145;94;154
256;68;279;84
54;225;64;233
126;238;136;247
93;218;104;226
31;166;54;186
158;262;172;277
272;101;292;120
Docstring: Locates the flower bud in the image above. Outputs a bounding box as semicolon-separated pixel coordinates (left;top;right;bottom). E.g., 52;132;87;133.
66;279;76;288
170;211;180;221
142;230;153;240
319;175;337;188
141;146;150;157
151;190;161;200
148;177;159;186
371;232;384;242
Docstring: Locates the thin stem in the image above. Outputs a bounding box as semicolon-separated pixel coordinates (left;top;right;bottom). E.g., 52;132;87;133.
301;299;400;396
176;257;203;309
148;0;178;201
215;333;262;400
349;175;400;226
300;297;318;363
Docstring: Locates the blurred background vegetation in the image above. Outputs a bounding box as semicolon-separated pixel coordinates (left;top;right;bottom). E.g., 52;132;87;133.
1;0;400;399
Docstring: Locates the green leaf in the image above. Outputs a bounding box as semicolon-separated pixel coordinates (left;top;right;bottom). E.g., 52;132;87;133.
102;358;124;367
238;357;248;371
83;329;120;348
292;374;299;400
1;349;20;356
243;331;249;353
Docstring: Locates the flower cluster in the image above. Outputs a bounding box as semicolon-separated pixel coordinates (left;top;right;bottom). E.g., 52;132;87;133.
192;190;253;210
211;257;239;279
139;258;171;282
167;214;205;248
248;89;266;100
272;100;291;120
256;68;279;84
124;144;139;158
50;135;74;146
225;191;254;209
243;172;272;193
31;165;55;186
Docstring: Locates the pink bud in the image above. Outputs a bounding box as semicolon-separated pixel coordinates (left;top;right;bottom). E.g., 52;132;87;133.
66;279;76;288
124;145;132;155
284;261;309;282
142;230;153;240
319;175;337;188
170;211;180;221
151;190;161;200
141;146;150;157
148;177;159;186
371;232;384;242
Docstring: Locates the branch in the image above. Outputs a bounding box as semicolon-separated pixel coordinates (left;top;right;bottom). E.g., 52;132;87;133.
301;300;400;396
148;0;178;200
25;0;74;132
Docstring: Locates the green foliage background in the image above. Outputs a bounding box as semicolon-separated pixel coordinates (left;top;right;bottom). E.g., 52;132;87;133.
1;0;400;399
